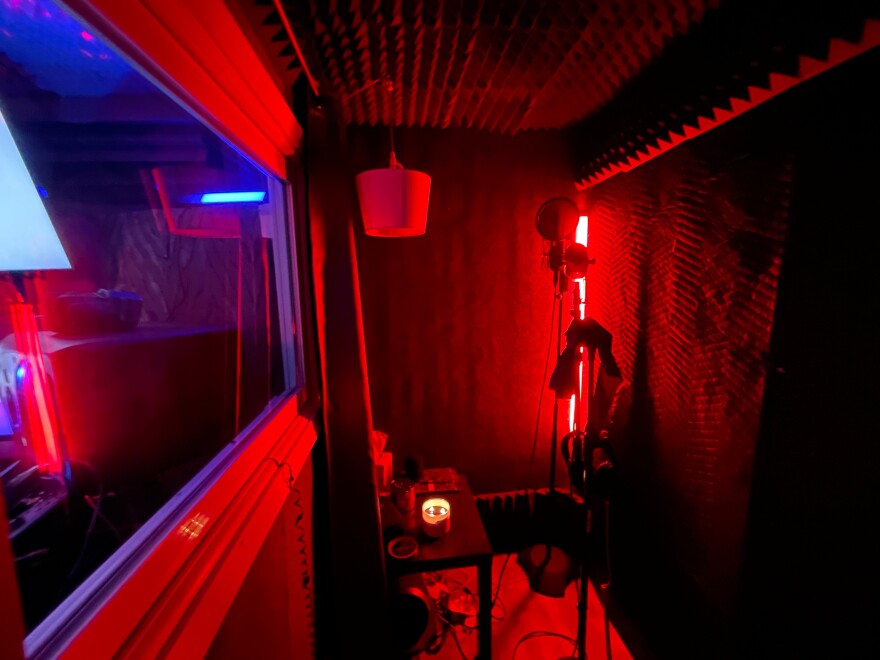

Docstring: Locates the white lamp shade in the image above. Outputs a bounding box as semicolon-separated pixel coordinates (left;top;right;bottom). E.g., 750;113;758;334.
355;167;431;237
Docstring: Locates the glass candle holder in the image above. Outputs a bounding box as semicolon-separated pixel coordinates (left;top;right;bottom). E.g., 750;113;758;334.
389;477;416;513
421;498;451;538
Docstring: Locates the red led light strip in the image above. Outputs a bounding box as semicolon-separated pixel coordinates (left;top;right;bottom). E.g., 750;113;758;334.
9;302;62;473
569;215;589;433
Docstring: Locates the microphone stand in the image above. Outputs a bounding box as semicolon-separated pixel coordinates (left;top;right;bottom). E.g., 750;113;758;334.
548;241;568;499
566;265;607;660
518;242;576;606
574;343;597;660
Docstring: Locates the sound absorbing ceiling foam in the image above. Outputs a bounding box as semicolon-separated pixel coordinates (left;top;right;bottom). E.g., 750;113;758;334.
572;7;880;188
281;0;715;132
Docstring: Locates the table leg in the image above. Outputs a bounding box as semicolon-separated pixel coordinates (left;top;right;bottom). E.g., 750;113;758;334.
478;556;492;660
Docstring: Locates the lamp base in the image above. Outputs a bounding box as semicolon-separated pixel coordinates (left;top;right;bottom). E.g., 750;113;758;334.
517;544;577;598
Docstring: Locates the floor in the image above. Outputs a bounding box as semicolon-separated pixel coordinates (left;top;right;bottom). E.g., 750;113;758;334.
427;554;632;660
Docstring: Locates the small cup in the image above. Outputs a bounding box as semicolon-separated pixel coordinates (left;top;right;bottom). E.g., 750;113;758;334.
390;478;416;513
421;498;451;538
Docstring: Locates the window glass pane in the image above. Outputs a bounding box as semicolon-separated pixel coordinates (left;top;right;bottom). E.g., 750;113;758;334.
0;0;295;630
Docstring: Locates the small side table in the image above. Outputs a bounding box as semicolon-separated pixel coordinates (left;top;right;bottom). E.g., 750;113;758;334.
382;475;493;660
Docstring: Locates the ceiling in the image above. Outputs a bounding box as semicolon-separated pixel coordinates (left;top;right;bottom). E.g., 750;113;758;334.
248;0;880;185
276;0;718;133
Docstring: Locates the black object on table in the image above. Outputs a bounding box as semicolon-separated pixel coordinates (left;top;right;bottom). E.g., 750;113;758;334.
381;474;493;660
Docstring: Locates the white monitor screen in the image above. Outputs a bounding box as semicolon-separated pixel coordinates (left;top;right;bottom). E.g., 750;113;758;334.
0;107;71;272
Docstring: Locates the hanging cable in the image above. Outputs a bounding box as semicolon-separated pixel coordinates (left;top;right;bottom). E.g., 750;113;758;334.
527;291;558;492
513;631;578;660
492;552;512;609
388;97;396;166
383;78;402;168
263;456;296;488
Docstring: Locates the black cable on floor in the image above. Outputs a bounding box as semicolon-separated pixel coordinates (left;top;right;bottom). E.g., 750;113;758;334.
513;630;578;660
492;552;512;607
449;623;469;660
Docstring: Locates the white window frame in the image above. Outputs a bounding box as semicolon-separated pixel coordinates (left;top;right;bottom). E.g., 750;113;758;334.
0;0;316;656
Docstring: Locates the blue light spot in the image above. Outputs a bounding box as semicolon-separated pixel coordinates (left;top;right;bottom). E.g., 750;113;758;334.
0;0;128;97
36;185;48;198
16;364;27;381
199;191;266;204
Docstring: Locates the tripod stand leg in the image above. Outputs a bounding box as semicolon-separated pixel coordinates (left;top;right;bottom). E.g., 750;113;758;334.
549;283;565;495
477;555;492;660
575;501;590;660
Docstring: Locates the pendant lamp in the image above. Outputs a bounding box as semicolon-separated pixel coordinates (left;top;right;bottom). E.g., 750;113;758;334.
355;82;431;237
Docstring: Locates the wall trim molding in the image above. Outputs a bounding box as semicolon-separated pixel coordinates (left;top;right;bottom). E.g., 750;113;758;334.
26;396;318;659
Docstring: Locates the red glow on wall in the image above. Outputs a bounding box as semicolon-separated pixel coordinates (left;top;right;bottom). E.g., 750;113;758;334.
9;302;63;473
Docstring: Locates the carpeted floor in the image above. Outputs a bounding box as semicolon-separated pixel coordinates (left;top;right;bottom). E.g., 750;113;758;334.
427;553;632;660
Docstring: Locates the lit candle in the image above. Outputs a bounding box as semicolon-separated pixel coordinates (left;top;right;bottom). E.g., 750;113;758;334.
421;498;451;538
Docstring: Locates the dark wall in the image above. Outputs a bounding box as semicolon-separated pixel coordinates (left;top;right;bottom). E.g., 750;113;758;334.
585;48;880;659
208;457;315;659
739;48;880;660
348;48;878;658
350;127;577;494
585;102;792;619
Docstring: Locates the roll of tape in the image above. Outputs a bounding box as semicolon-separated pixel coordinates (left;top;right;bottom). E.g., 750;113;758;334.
388;535;419;560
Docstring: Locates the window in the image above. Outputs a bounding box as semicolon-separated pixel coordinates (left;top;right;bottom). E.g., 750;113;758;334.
1;0;301;632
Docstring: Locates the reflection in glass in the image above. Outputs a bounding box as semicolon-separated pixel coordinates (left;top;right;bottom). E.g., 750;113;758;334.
0;0;293;631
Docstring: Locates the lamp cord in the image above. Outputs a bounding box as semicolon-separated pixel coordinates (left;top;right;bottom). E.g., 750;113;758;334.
389;116;396;167
384;78;401;169
263;457;295;489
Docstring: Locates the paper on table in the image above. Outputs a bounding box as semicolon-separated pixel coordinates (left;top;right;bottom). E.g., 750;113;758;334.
413;467;461;493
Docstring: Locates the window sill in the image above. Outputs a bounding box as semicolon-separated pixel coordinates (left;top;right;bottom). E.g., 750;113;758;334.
26;394;319;659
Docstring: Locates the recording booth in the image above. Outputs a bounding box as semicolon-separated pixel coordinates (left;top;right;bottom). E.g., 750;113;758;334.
1;1;878;659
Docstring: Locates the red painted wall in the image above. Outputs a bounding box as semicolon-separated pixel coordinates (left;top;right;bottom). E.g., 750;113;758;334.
581;47;880;660
350;127;578;494
738;48;880;659
208;455;315;659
